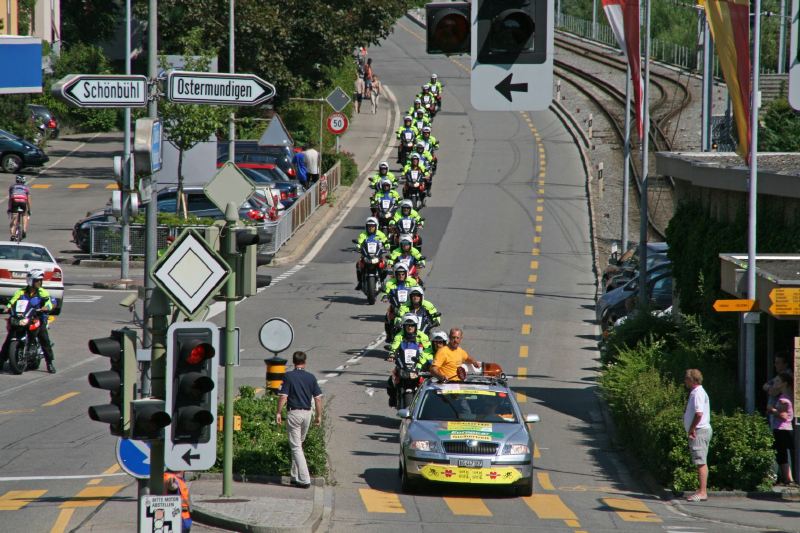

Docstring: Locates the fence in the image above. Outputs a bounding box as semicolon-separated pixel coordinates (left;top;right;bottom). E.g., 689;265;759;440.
88;161;342;259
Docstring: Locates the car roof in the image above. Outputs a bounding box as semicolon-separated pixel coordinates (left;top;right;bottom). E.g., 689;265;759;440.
421;380;511;395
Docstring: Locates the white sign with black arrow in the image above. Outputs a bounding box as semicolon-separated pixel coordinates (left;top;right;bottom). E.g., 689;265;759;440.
51;74;149;108
166;70;276;106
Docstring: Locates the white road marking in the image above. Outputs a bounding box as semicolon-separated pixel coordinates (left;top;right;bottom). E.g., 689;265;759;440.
325;373;339;378
63;295;102;303
0;356;99;399
0;473;128;482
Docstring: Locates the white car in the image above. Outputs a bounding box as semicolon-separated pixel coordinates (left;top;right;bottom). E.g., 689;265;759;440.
0;241;64;314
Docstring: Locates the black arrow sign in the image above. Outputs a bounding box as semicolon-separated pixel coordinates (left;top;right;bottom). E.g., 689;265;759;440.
495;74;529;102
182;449;201;465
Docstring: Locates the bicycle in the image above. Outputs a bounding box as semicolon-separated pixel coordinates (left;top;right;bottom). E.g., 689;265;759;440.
9;206;25;242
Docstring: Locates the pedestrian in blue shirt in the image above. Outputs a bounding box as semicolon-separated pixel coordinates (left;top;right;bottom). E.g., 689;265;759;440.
276;351;323;488
292;148;308;188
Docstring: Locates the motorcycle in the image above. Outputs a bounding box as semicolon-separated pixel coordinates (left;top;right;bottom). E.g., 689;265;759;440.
393;255;425;287
391;217;423;250
413;119;427;133
371;195;398;235
430;86;442;112
5;298;49;375
402;308;441;337
403;169;426;210
383;283;413;340
421;94;437;118
388;340;430;409
398;130;416;163
353;239;386;305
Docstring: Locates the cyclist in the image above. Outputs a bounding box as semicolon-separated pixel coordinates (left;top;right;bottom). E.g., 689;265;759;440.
8;175;31;240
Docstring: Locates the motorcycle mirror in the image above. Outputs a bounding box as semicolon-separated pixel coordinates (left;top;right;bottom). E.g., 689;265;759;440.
351;239;358;244
383;344;391;351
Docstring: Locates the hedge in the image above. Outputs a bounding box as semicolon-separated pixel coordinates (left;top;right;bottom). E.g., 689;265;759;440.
211;386;327;478
600;312;774;491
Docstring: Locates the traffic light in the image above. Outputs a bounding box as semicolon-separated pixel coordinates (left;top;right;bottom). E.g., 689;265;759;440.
130;399;171;440
87;328;137;436
165;322;219;445
471;0;555;111
426;2;470;55
232;227;261;298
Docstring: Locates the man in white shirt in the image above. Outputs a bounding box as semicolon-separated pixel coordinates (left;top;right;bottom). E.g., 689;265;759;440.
683;368;712;502
304;145;320;185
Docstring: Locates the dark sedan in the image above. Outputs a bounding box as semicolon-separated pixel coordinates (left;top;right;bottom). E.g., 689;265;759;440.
0;128;48;173
239;166;304;208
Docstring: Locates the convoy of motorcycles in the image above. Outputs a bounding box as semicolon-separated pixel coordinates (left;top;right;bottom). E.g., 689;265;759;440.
353;77;444;408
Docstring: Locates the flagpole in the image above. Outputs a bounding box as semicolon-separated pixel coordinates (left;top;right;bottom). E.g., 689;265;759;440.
622;64;631;251
744;0;762;414
638;0;652;308
701;12;713;151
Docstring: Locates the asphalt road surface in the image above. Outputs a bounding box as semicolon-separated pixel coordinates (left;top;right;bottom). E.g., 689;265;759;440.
0;19;753;533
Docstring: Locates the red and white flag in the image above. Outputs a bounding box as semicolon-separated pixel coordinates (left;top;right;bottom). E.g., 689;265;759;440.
602;0;644;140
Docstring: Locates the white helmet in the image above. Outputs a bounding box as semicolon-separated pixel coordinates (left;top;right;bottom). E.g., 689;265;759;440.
431;330;448;342
27;269;44;285
380;178;393;188
403;115;412;122
394;263;408;274
422;126;432;133
399;234;414;246
431;73;438;80
365;216;378;227
378;161;389;171
422;83;431;90
414;98;422;104
400;199;413;209
409;286;424;299
402;313;418;327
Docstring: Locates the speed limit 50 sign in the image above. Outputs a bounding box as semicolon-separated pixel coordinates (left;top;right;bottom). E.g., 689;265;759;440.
326;112;348;135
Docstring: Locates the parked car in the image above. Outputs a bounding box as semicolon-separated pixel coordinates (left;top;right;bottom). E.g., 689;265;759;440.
0;129;49;173
217;141;298;180
604;253;670;292
73;208;118;253
28;104;60;139
239;167;304;208
0;241;63;314
596;263;673;331
602;242;668;290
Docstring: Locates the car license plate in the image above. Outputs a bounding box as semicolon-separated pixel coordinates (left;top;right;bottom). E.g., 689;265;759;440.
458;459;483;468
11;271;26;279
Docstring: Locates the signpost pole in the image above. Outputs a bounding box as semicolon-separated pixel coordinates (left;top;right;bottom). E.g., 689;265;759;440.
222;202;238;496
122;0;132;282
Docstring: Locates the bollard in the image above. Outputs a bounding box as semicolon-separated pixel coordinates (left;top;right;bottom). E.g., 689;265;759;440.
265;356;287;394
556;80;561;102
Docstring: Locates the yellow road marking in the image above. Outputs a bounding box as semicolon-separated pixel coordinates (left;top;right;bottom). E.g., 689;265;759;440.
522;494;578;520
358;489;405;513
530;260;539;269
0;490;47;510
531;248;540;256
565;519;581;527
537;472;555;491
539;177;545;182
538;188;544;194
533;236;541;243
535;225;542;232
524;305;533;315
106;183;119;189
443;497;492;516
536;206;544;212
60;485;125;508
518;367;527;376
526;288;535;297
0;408;35;415
535;215;543;222
102;464;121;475
31;184;50;189
42;392;79;407
533;442;541;458
603;498;662;522
521;324;531;335
528;274;537;283
86;479;102;486
50;508;75;533
68;184;90;189
516;392;527;403
537;198;544;204
519;345;529;357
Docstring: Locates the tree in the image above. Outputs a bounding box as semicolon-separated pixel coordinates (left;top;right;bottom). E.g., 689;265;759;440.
61;0;122;46
158;29;226;217
758;97;800;152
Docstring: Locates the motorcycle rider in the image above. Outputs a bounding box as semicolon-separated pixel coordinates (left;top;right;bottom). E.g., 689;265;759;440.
355;217;388;291
395;115;419;140
8;175;31;240
411;108;431;131
370;178;401;217
395;287;440;332
369;161;397;191
386;233;425;271
429;74;443;97
402;153;430;199
402;152;430;176
382;263;419;341
391;199;424;226
407;98;430;120
0;269;56;373
416;83;436;110
386;314;433;407
417;126;439;153
407;141;434;171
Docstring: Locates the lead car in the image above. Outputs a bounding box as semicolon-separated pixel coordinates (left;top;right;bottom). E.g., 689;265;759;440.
397;370;540;496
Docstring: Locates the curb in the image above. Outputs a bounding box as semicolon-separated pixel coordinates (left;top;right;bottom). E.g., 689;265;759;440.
189;474;327;533
92;279;143;290
77;259;146;269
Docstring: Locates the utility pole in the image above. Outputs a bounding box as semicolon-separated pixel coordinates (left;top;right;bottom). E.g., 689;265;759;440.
121;0;131;281
701;11;714;151
622;65;631;252
592;0;598;40
779;0;787;73
744;0;764;414
638;0;652;307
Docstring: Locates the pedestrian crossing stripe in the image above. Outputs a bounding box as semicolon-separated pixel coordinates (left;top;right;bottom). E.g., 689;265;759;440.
67;184;90;189
31;184;50;189
106;183;119;189
522;494;578;520
358;489;405;513
60;485;125;508
0;490;47;510
443;497;492;516
602;497;662;522
63;295;102;303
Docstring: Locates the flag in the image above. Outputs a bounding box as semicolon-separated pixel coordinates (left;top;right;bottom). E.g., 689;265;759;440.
701;0;751;162
602;0;644;140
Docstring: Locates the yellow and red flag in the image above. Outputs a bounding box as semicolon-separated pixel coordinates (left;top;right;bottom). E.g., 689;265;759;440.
602;0;644;140
701;0;752;162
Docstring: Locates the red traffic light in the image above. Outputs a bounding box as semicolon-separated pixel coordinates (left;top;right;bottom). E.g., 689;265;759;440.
181;340;215;365
426;2;470;55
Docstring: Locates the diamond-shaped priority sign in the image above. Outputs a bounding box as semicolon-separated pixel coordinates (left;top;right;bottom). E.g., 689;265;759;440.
326;86;351;112
152;229;230;319
204;162;257;214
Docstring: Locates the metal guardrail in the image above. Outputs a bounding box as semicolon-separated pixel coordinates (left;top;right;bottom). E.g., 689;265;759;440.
89;161;342;259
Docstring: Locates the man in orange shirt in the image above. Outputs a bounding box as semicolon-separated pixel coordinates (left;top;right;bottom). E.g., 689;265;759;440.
430;327;482;381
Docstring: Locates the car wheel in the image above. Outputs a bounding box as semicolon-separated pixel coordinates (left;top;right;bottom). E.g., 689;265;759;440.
514;475;534;497
400;459;418;494
1;154;23;173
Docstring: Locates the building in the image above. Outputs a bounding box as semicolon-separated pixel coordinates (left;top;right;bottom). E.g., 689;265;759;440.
0;0;18;35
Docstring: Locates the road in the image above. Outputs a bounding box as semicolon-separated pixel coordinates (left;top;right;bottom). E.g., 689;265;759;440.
0;18;753;533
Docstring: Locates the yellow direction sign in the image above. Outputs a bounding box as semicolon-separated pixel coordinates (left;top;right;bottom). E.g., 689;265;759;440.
713;299;756;312
769;288;800;316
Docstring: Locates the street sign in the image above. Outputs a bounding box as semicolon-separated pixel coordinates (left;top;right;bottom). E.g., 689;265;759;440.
713;299;756;312
470;0;554;111
204;162;257;215
51;74;148;108
116;438;151;479
258;113;294;147
140;494;182;532
259;317;294;354
165;70;276;106
769;287;800;315
152;229;231;319
326;112;348;135
326;86;351;112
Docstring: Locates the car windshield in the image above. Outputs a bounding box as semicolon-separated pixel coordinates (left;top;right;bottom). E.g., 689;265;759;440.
0;245;52;262
418;389;517;423
0;129;19;141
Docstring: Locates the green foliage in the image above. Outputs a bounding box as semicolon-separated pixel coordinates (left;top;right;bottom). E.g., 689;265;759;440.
709;412;775;491
0;94;37;140
759;98;800;152
212;386;327;478
602;311;678;365
131;212;215;227
17;0;36;35
61;0;122;46
323;151;359;186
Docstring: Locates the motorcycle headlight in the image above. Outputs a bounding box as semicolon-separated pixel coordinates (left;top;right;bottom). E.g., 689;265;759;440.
409;440;437;452
502;444;530;455
19;318;29;326
371;257;379;264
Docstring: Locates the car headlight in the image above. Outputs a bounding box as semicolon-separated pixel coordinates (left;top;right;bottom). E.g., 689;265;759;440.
502;444;530;455
409;440;437;452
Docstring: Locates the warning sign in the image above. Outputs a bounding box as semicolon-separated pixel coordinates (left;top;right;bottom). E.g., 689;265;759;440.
139;494;182;532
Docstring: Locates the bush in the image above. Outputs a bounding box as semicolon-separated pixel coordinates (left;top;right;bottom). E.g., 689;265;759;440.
709;412;775;491
322;150;359;186
212;386;327;478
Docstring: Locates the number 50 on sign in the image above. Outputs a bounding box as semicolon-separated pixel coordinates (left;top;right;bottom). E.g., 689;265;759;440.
326;112;348;135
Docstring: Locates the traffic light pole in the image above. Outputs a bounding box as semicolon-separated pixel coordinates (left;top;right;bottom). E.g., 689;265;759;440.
149;290;169;494
222;202;238;496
